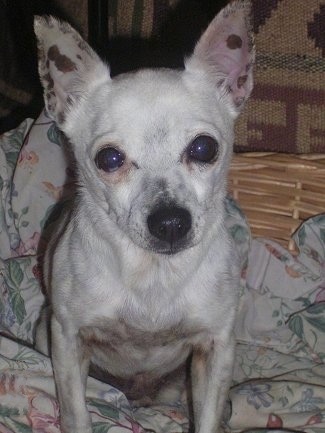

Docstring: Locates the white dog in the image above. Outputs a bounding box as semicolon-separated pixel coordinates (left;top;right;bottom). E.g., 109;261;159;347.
34;1;254;432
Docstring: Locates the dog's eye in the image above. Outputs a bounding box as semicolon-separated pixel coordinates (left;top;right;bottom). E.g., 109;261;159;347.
187;135;218;163
95;147;125;172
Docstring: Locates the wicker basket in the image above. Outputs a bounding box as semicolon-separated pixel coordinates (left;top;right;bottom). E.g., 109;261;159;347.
228;152;325;253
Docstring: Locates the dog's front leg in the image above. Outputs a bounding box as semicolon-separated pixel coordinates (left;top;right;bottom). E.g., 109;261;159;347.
191;335;235;433
51;315;92;433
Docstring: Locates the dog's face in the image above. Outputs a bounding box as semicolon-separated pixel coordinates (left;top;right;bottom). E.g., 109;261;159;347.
35;2;254;254
74;69;235;254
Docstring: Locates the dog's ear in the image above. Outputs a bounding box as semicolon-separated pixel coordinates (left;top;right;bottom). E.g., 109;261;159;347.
34;16;110;127
185;0;255;117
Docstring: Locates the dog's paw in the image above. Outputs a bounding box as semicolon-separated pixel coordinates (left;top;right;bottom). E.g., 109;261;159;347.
61;419;92;433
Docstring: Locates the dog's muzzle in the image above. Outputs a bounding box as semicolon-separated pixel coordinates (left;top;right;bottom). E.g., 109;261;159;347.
147;206;192;253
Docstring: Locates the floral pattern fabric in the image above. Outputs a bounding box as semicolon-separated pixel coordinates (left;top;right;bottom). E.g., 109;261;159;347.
0;113;324;433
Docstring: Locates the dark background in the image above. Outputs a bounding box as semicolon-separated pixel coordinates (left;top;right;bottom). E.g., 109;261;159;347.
0;0;228;134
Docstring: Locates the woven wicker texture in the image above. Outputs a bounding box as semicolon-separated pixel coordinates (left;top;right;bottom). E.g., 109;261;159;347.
236;0;325;153
229;152;325;252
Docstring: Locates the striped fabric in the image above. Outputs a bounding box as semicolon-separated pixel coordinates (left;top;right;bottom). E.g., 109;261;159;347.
107;0;174;38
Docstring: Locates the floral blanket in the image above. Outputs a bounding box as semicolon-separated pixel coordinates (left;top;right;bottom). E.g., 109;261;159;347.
0;113;324;433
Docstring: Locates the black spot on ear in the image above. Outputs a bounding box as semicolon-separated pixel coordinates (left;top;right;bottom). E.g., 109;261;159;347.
226;34;243;49
48;45;77;72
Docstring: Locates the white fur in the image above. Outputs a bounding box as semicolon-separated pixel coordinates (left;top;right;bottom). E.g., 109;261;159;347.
35;2;254;432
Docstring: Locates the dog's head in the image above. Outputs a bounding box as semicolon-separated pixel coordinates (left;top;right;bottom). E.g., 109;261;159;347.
34;1;254;255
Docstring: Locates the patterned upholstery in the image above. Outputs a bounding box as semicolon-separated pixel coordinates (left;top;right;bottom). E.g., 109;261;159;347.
236;0;325;153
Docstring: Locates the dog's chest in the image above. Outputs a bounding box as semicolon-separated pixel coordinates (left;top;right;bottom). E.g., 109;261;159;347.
80;316;204;377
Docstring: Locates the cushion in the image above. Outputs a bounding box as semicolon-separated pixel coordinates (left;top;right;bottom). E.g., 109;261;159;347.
235;0;325;153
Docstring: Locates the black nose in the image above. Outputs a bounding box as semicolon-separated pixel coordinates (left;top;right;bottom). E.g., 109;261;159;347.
147;206;192;245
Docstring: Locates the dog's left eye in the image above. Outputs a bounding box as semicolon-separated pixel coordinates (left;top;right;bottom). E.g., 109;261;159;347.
187;135;218;163
95;147;125;172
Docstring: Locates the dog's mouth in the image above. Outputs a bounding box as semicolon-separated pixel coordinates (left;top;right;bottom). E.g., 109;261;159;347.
146;205;193;255
148;240;193;255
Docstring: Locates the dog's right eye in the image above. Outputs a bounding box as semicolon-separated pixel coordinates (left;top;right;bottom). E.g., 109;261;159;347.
95;147;125;172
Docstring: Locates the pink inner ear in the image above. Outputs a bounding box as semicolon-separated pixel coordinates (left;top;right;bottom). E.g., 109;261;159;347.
193;1;254;109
